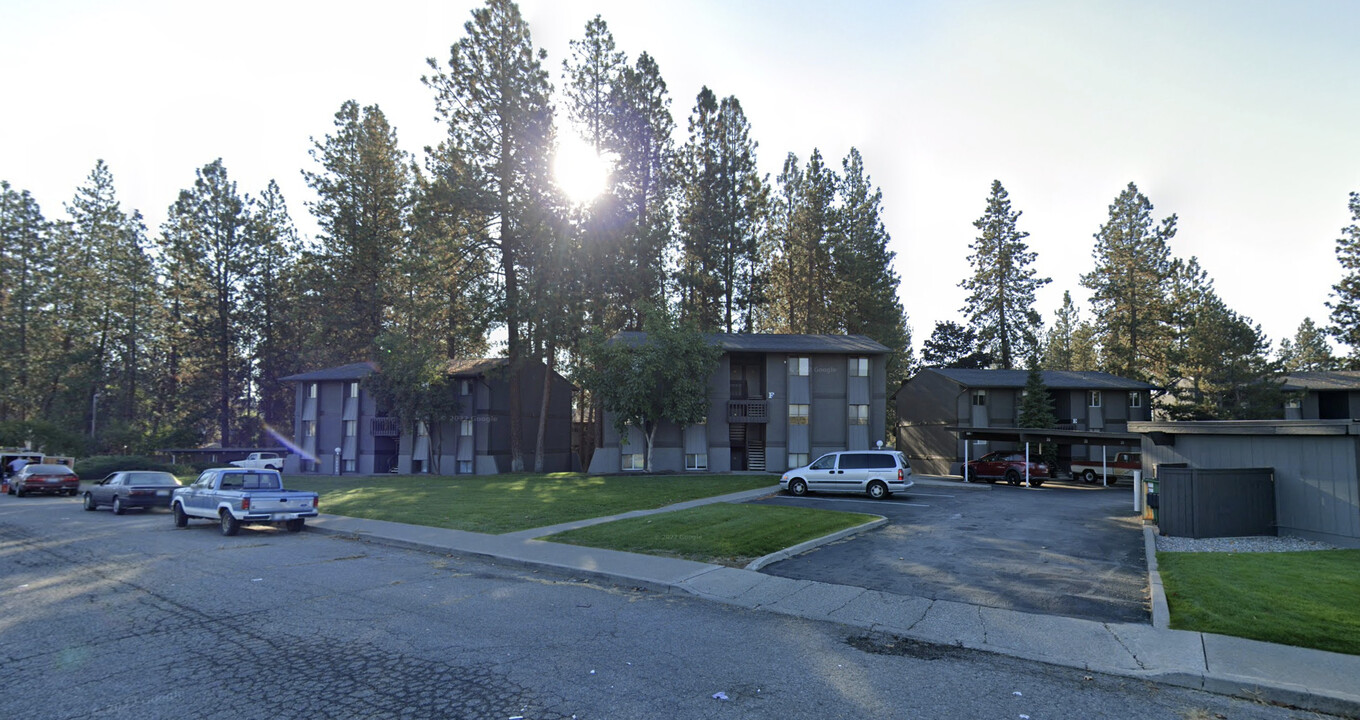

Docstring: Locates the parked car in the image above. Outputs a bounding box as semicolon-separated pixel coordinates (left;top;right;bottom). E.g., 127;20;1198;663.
8;463;80;497
229;452;285;471
780;450;914;499
964;451;1049;487
84;471;182;514
1070;452;1141;485
171;468;319;536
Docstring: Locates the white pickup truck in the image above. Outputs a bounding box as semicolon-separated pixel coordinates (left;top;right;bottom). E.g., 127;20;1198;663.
1070;452;1142;485
230;452;284;470
171;468;318;536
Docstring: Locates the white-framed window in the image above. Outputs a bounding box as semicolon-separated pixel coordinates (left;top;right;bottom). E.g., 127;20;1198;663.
972;390;987;406
308;383;318;399
347;381;359;399
460;419;473;436
1128;391;1142;408
1285;397;1302;410
343;420;356;437
458;460;473;474
303;420;316;438
849;357;869;377
685;453;708;470
622;453;645;471
1089;390;1103;408
848;404;869;425
788;404;810;425
789;356;809;376
460;379;471;396
788;452;809;468
342;459;356;472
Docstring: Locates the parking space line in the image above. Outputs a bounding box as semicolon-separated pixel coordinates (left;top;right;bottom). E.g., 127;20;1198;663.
771;497;930;508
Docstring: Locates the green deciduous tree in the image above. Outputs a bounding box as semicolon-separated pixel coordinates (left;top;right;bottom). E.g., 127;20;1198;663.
1081;182;1176;383
582;305;721;472
363;333;462;475
960;180;1049;369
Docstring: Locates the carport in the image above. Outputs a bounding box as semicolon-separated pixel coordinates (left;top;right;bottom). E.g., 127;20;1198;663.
952;426;1142;485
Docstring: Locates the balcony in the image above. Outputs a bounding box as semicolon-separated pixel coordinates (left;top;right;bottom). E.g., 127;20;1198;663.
727;400;768;424
371;417;402;437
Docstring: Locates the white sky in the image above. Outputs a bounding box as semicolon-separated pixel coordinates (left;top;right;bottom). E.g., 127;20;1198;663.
3;0;1358;355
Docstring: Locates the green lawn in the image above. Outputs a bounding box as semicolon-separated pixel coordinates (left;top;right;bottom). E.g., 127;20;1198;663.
286;473;775;534
1158;549;1360;655
542;502;877;567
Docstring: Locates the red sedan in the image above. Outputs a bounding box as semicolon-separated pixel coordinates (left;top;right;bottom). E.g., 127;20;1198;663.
9;463;80;497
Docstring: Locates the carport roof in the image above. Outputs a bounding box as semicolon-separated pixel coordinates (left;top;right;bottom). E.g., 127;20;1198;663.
925;368;1156;390
951;426;1143;447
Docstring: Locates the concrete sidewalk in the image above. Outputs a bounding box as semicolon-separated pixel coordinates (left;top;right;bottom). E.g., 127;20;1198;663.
307;484;1360;718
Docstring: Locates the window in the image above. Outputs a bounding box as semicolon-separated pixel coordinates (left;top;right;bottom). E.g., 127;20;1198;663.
789;357;809;376
303;420;316;438
342;459;356;472
1089;390;1103;408
788;404;810;425
343;420;356;437
788;453;809;468
458;460;473;474
460;419;473;437
685;453;708;470
460;379;471;396
809;454;837;470
972;390;987;406
347;381;359;399
417;422;429;437
308;383;318;399
848;404;869;425
1128;391;1142;408
1285;397;1302;410
849;357;869;377
623;453;644;471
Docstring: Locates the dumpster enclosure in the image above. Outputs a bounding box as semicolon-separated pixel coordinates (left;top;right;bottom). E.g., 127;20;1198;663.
1157;467;1276;539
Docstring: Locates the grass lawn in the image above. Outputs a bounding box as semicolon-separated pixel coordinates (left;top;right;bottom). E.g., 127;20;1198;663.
286;473;775;534
1158;549;1360;655
542;502;878;567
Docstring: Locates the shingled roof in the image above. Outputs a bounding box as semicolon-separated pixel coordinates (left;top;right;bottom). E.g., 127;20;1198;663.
612;332;891;354
1279;371;1360;392
282;358;511;383
921;368;1157;391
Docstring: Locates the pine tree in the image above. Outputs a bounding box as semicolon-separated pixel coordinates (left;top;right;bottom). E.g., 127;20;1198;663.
922;321;991;369
1327;191;1360;363
760;149;839;334
1016;357;1058;468
1042;291;1080;370
302;100;412;366
0;182;56;423
243;180;303;441
960;180;1049;369
1081;182;1176;383
424;0;556;472
1278;318;1337;372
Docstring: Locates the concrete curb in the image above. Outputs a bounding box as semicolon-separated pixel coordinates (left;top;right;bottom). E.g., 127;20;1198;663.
744;516;889;571
1143;525;1171;629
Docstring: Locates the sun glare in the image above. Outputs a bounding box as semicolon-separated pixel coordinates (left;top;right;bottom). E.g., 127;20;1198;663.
554;135;612;205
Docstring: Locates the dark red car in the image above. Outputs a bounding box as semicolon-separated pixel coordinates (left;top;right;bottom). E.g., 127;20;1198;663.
964;451;1049;487
8;463;80;497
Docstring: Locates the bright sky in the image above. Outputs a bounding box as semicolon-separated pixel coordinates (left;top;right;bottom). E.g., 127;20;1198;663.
4;0;1358;356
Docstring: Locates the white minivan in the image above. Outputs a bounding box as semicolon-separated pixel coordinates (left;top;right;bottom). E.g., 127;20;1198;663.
780;450;914;499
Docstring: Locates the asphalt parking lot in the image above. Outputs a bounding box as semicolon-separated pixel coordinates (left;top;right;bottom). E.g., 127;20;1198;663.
750;477;1148;624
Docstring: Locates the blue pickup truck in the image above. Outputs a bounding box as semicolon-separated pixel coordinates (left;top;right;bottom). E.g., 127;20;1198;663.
171;468;319;536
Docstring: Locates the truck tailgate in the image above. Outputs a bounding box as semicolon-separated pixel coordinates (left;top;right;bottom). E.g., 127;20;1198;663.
247;493;317;513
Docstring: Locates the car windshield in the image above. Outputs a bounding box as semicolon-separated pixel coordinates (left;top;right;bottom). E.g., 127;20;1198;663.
127;472;179;486
26;464;72;475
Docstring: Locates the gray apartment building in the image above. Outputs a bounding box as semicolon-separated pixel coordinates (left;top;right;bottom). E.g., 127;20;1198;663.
1280;371;1360;419
587;333;892;474
894;368;1156;475
282;359;574;476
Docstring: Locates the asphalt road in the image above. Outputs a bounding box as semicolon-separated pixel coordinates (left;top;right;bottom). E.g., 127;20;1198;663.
753;478;1149;623
0;494;1331;719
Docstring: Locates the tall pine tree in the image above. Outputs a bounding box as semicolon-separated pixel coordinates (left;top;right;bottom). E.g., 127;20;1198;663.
960;180;1049;369
1327;191;1360;365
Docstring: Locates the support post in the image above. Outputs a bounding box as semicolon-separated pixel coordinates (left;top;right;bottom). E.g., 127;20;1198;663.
1024;442;1031;488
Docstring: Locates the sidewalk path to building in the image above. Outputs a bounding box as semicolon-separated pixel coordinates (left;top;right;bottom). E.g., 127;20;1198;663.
308;481;1360;718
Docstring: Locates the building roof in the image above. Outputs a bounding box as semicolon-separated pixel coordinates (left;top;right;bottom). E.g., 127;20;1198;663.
1279;371;1360;392
612;332;891;354
444;358;508;376
918;368;1157;391
280;362;377;382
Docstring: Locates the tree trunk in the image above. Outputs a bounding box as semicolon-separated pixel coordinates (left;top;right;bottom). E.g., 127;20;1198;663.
533;344;554;473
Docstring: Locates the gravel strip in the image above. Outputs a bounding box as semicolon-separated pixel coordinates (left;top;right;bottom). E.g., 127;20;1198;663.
1154;533;1338;553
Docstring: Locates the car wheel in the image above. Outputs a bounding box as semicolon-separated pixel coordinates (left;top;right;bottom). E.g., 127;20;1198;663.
788;479;808;496
285;518;305;533
1031;478;1046;488
1082;469;1098;484
866;480;889;499
83;493;97;511
14;485;24;497
220;510;241;537
172;503;188;528
1004;470;1021;486
112;497;125;515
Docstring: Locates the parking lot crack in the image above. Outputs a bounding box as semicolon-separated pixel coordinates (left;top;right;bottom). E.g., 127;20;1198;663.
976;605;988;644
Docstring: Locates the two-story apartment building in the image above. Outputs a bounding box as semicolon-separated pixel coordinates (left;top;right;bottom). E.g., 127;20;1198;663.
894;368;1156;475
282;359;574;475
1280;371;1360;419
587;333;892;474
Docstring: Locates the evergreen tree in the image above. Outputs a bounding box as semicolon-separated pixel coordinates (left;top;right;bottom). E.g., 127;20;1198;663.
1016;357;1058;469
243;180;304;441
302;100;412;366
1327;191;1360;364
1278;318;1338;372
0;182;55;423
760;149;840;334
960;180;1049;369
1080;182;1176;383
922;321;991;369
424;0;557;472
1042;291;1079;370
